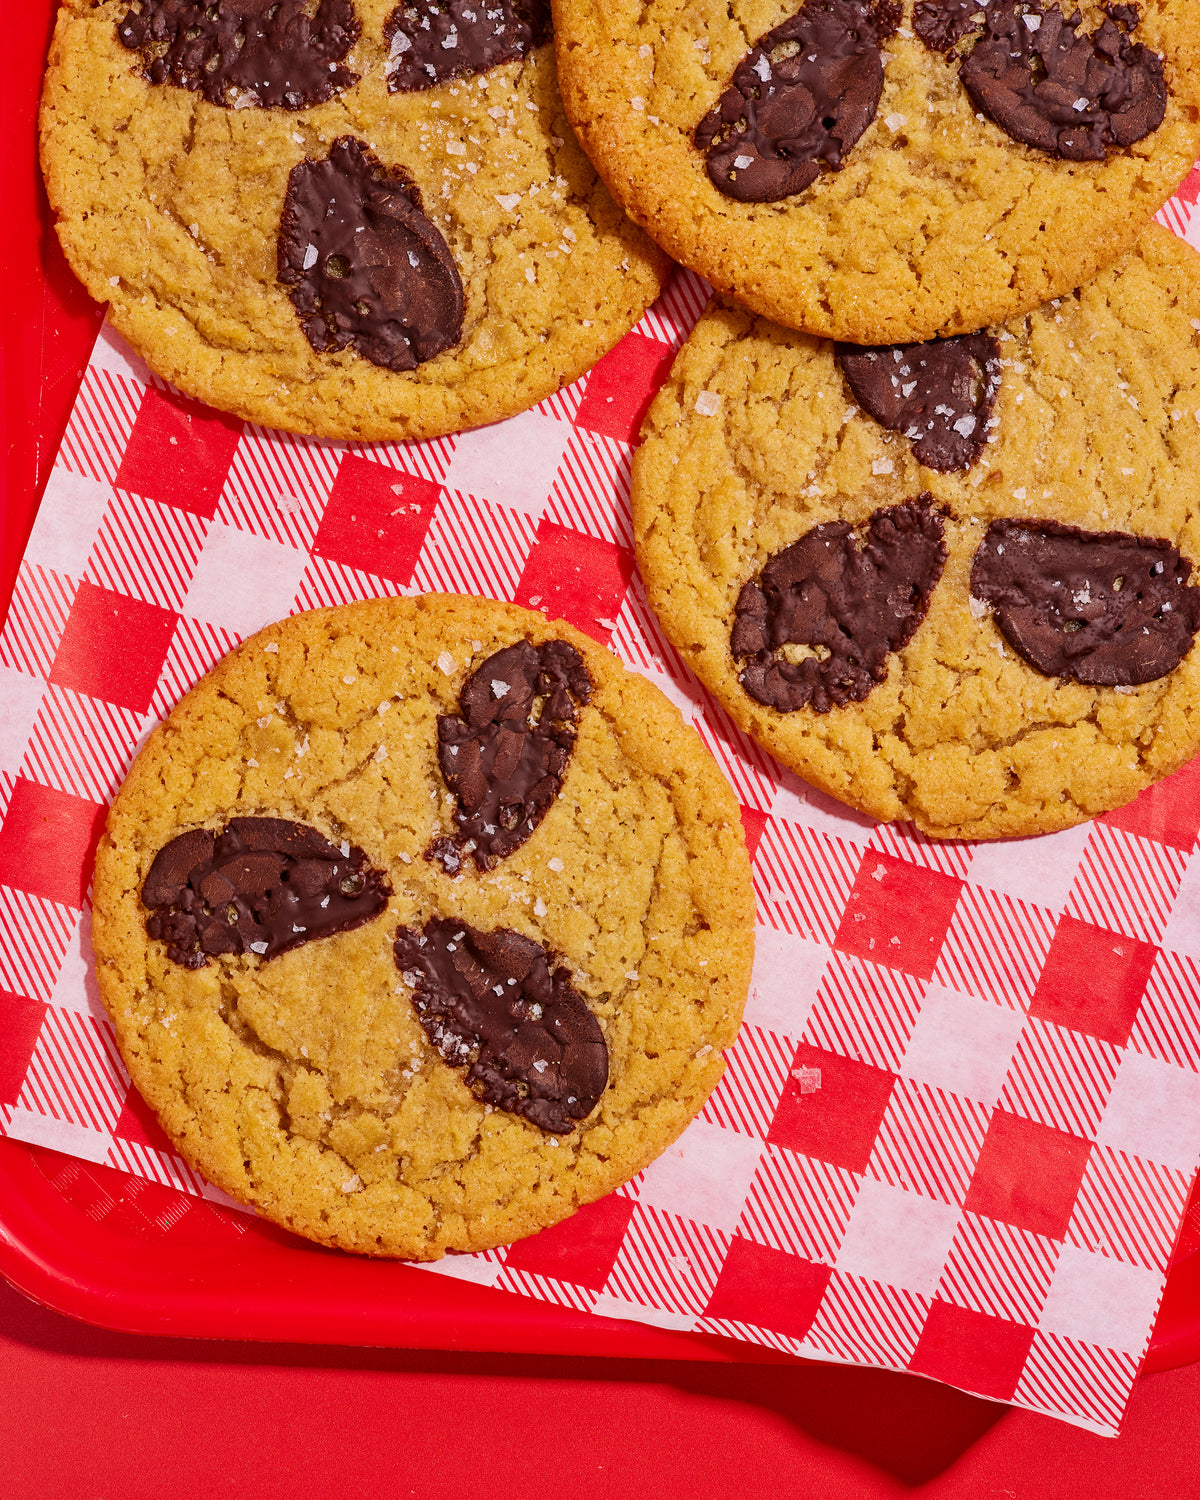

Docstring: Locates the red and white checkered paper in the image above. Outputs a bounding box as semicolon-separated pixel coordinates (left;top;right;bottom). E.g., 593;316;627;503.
5;182;1200;1435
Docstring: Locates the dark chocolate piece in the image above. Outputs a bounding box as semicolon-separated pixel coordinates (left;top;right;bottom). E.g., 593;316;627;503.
694;0;901;204
955;1;1166;162
394;917;608;1134
836;333;1001;471
383;0;548;93
970;520;1200;685
427;639;593;874
732;495;948;712
278;137;464;372
912;0;985;52
116;0;359;110
143;816;391;968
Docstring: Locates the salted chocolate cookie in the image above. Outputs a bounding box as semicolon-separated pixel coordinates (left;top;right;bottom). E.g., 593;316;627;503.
91;594;753;1258
632;225;1200;839
39;0;668;441
551;0;1200;343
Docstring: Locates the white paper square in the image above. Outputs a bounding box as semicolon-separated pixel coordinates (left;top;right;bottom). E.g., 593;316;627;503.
5;1105;112;1164
966;823;1092;913
441;408;570;517
1161;854;1200;961
635;1118;762;1235
770;768;875;844
590;1293;697;1332
742;926;829;1040
419;1253;504;1289
1039;1242;1164;1353
899;983;1025;1106
183;523;308;637
89;320;155;386
835;1178;960;1296
1095;1049;1200;1173
0;668;44;777
48;909;108;1022
24;468;112;580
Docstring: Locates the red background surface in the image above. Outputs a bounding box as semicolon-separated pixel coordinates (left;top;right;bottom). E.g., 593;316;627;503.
8;3;1200;1492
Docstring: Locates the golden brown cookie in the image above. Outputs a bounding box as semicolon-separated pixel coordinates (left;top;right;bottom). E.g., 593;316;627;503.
552;0;1200;343
39;0;668;441
91;594;754;1258
632;225;1200;839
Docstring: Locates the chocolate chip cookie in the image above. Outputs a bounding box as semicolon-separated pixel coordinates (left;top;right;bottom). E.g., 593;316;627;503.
40;0;668;440
632;225;1200;838
552;0;1200;343
91;594;754;1257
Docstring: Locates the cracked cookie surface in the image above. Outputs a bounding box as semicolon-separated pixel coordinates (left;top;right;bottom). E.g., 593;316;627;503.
632;225;1200;838
91;594;753;1258
551;0;1200;343
39;0;667;440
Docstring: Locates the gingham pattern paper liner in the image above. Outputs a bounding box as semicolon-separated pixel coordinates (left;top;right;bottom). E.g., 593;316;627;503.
5;191;1200;1432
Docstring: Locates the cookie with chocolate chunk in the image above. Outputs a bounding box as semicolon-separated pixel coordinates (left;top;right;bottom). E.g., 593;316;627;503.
632;225;1200;838
39;0;667;440
551;0;1200;343
91;594;753;1257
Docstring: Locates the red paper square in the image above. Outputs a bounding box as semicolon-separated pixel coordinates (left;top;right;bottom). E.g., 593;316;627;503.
573;332;676;443
513;520;634;646
0;991;47;1105
767;1042;896;1174
313;455;439;585
963;1110;1091;1240
908;1300;1036;1401
0;777;108;909
739;804;769;861
112;1082;178;1156
834;851;962;980
703;1234;831;1341
1029;916;1156;1048
49;580;178;715
113;388;242;519
502;1192;635;1291
1101;754;1200;853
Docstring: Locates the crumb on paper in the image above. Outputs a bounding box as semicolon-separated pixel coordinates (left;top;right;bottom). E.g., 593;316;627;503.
791;1066;821;1094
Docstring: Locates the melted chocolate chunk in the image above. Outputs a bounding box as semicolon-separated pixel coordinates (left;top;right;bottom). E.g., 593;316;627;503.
142;816;391;969
694;0;900;204
913;0;985;53
732;495;948;712
836;333;1001;471
970;520;1200;685
116;0;359;110
954;2;1166;161
278;137;464;372
383;0;548;93
394;918;608;1134
427;640;593;874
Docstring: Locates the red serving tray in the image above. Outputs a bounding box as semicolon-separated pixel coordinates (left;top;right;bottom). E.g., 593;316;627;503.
5;0;1200;1374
